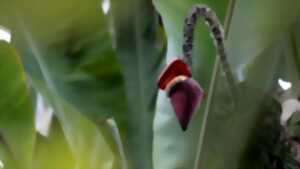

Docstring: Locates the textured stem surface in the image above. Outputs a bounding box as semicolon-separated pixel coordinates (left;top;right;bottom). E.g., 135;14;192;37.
183;4;239;95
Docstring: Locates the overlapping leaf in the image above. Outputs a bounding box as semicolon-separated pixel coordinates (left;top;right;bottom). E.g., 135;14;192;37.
198;1;300;169
0;41;35;169
110;0;165;168
0;0;165;168
0;0;122;168
33;118;76;169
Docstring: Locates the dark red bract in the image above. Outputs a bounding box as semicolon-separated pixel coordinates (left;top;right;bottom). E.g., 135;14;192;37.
157;58;205;131
158;59;191;90
168;78;204;130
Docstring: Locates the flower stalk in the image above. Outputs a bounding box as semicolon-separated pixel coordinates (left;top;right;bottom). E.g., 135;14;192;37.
183;4;239;96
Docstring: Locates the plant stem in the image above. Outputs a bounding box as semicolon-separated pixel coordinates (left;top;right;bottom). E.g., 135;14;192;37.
193;1;237;169
182;4;239;96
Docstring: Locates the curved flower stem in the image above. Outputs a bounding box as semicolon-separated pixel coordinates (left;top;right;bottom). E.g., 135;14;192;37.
183;4;239;96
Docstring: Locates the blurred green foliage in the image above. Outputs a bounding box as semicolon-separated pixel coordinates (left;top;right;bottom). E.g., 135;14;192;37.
0;41;35;169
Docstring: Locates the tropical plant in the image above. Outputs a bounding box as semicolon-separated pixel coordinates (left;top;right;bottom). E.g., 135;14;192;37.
0;0;299;169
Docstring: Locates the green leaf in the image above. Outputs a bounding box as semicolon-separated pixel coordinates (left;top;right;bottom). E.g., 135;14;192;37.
198;1;300;169
33;118;76;169
0;0;128;168
33;84;115;169
152;1;228;169
226;0;300;73
0;41;35;169
0;0;127;122
1;0;166;168
109;0;165;168
0;1;124;169
55;99;115;169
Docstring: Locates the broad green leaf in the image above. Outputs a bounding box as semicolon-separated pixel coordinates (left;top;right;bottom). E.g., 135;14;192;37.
152;1;228;169
197;36;300;169
226;0;300;80
33;118;76;169
0;0;125;168
33;84;115;169
0;41;35;169
109;0;165;168
0;0;166;168
0;0;127;124
198;1;300;169
56;98;114;169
